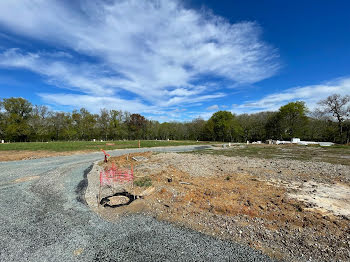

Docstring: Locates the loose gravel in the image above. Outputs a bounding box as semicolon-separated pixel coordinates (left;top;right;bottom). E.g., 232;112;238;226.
130;152;350;262
149;152;350;183
0;145;273;262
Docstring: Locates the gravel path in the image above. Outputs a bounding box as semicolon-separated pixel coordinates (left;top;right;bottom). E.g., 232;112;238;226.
0;145;273;262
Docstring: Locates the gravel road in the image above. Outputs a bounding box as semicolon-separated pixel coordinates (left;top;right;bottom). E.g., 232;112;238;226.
0;145;273;262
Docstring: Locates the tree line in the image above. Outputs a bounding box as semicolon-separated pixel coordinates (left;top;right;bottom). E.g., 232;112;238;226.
0;94;349;144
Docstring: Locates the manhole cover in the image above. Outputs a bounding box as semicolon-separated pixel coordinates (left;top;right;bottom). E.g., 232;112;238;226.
100;192;136;208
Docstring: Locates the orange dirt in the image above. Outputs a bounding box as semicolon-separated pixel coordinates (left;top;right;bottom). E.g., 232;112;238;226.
145;166;347;230
105;153;348;230
100;153;350;261
101;151;152;170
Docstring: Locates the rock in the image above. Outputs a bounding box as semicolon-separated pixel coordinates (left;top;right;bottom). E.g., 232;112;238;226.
108;196;130;205
132;156;148;162
140;187;155;197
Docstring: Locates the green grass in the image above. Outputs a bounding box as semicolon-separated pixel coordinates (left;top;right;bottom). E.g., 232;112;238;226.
196;144;350;166
0;140;211;152
134;177;152;187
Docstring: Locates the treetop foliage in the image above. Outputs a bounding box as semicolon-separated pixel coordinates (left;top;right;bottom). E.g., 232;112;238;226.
0;94;349;143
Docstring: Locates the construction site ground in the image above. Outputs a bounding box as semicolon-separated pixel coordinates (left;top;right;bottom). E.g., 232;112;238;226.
90;148;350;262
0;140;211;162
0;150;93;161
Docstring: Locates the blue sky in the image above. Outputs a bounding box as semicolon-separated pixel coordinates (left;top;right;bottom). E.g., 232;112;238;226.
0;0;349;121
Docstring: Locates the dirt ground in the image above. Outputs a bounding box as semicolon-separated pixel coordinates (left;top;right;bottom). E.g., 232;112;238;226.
208;144;350;166
0;150;92;161
97;151;350;262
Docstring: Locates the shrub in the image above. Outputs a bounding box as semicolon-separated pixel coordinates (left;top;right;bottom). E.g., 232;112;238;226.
134;176;152;187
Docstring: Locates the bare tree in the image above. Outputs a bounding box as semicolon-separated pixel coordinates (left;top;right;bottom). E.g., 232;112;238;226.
317;94;350;143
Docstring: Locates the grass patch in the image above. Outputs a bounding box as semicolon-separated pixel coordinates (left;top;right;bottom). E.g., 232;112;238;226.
0;140;211;152
134;177;152;187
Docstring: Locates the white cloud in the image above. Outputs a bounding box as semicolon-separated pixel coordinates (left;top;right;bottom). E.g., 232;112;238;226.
0;0;279;119
206;104;219;111
190;111;215;121
0;49;118;95
232;77;350;114
39;93;154;114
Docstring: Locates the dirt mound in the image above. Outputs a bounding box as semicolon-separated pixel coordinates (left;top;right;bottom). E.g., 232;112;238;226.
92;151;350;261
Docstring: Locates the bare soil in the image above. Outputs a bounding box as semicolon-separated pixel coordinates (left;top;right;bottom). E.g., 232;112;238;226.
0;150;92;162
107;196;131;206
99;152;350;262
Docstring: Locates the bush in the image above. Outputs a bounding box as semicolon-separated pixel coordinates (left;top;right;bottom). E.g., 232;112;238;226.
134;177;152;187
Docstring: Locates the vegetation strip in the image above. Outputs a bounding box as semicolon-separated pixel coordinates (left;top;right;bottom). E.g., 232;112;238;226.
0;94;349;145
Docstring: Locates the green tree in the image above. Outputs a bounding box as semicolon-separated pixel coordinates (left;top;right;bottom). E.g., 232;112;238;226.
265;112;283;140
71;110;82;139
343;120;350;144
208;111;241;142
78;108;97;140
28;105;49;141
0;99;4;139
304;117;337;142
144;120;160;140
2;97;33;141
159;122;171;140
128;113;146;139
203;118;215;141
48;112;75;141
278;101;308;139
97;109;110;140
187;118;205;141
108;110;123;139
237;112;273;142
61;114;77;141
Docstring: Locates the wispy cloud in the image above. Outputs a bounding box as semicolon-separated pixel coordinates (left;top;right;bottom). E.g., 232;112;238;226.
39;93;154;114
0;48;118;95
0;0;279;119
232;77;350;114
206;104;219;111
